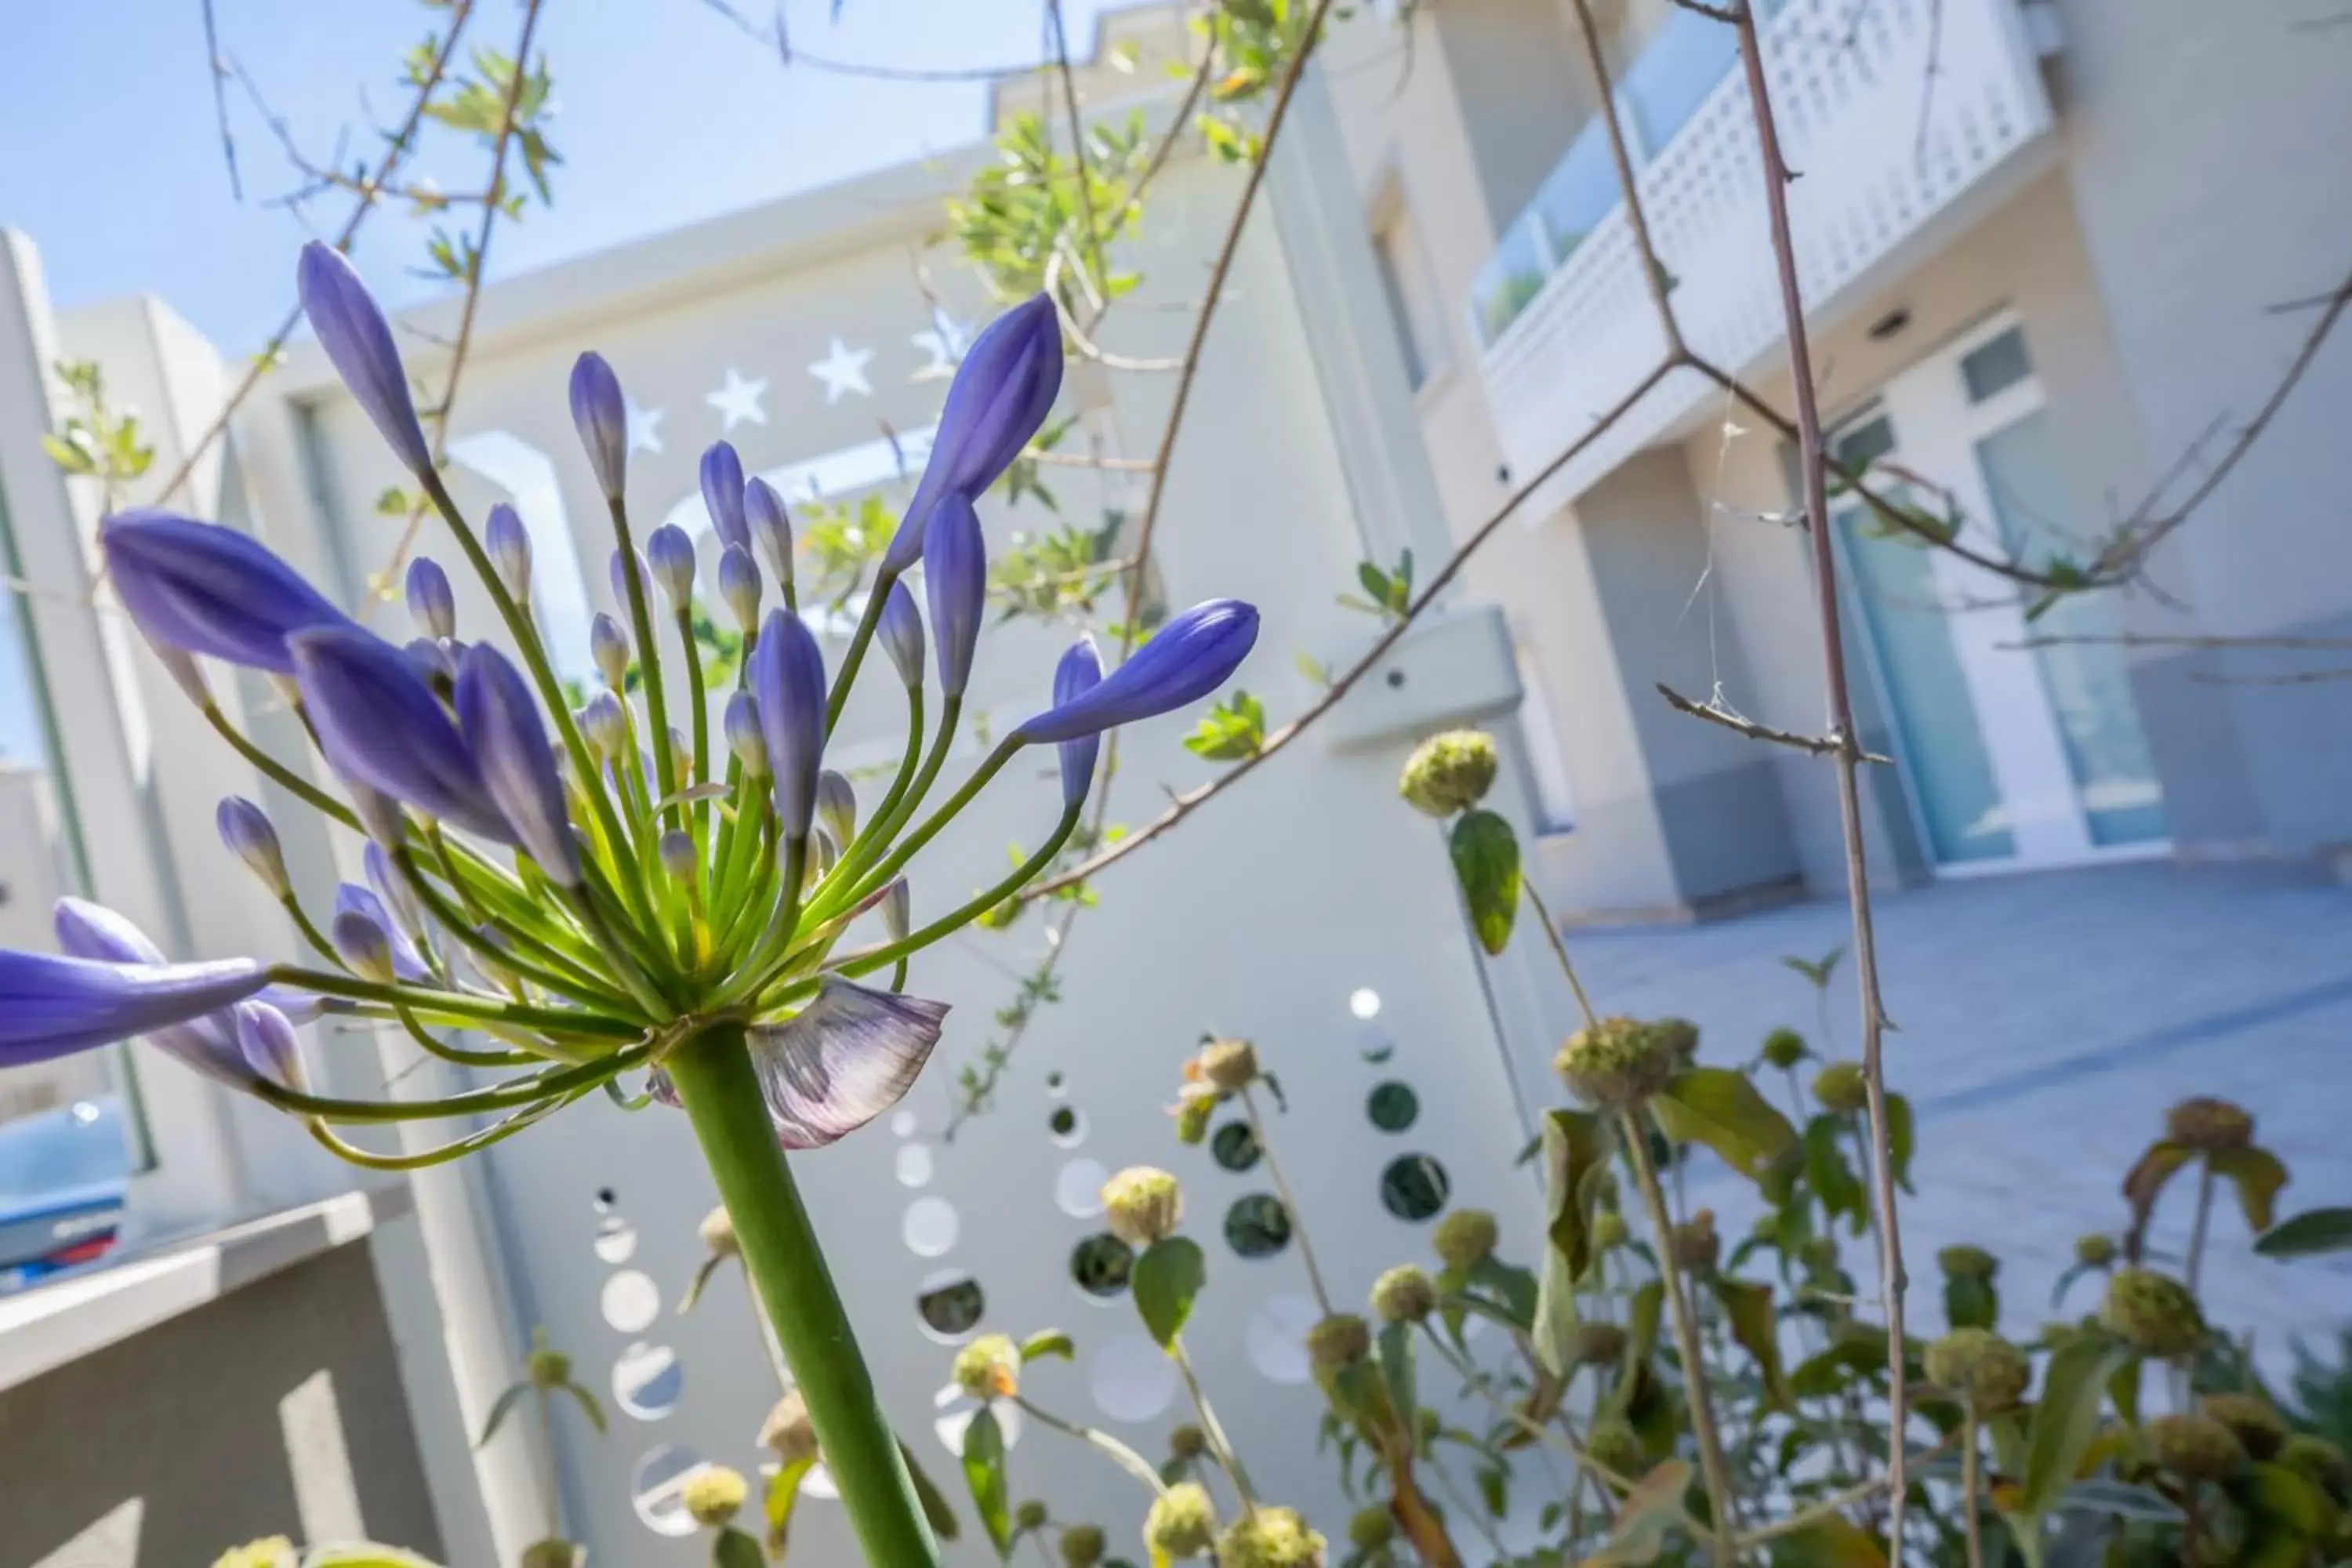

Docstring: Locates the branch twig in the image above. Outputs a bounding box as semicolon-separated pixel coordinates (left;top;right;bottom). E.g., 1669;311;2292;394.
201;0;242;201
1655;683;1889;762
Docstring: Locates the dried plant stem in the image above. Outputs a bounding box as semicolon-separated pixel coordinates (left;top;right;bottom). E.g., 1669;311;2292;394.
1170;1335;1259;1512
1621;1111;1737;1563
1960;1414;1985;1568
2184;1161;2216;1299
1521;877;1600;1030
1729;5;1912;1548
1238;1085;1334;1313
1015;1396;1171;1498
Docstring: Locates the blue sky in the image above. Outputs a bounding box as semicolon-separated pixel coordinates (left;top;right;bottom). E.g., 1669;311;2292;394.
0;0;1128;352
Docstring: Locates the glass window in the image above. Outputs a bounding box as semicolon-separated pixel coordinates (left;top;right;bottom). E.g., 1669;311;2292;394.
1621;5;1739;155
1370;196;1444;391
1960;326;2034;405
1529;116;1619;270
1469;212;1552;349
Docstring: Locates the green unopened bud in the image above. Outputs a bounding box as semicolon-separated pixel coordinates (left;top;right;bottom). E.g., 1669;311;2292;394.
1168;1424;1207;1461
1571;1322;1628;1367
526;1327;572;1390
2074;1232;2118;1268
1432;1207;1499;1271
1173;1089;1216;1145
1592;1210;1628;1250
953;1334;1021;1399
1059;1523;1106;1567
1670;1210;1719;1273
1761;1028;1807;1071
2199;1393;2287;1461
1937;1245;1998;1281
1924;1328;2029;1411
2280;1432;2352;1497
1014;1501;1049;1532
1195;1036;1261;1091
1555;1016;1679;1111
1586;1414;1643;1476
699;1204;737;1257
1102;1167;1183;1247
759;1389;817;1463
2146;1414;2245;1483
1399;728;1499;818
2165;1096;2254;1153
1370;1264;1439;1324
1145;1482;1216;1559
1216;1506;1327;1568
1308;1312;1372;1373
682;1464;748;1526
1812;1060;1868;1113
519;1541;579;1568
1348;1504;1396;1552
2100;1268;2207;1359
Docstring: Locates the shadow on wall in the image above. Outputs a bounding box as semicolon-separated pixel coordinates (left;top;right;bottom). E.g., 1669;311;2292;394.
0;1243;443;1568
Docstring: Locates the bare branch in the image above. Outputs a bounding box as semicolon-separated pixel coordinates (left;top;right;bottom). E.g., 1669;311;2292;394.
690;0;1038;82
201;0;242;201
2003;630;2352;653
1655;683;1889;762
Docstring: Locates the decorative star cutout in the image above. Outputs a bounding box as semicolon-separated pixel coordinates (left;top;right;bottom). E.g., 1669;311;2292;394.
910;309;977;380
807;336;874;403
626;396;666;456
706;368;770;432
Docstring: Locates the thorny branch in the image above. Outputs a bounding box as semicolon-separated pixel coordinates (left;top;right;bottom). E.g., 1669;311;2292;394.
1656;682;1889;762
201;0;241;201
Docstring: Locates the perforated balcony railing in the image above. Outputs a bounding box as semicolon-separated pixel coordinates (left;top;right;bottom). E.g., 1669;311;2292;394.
1468;0;2053;514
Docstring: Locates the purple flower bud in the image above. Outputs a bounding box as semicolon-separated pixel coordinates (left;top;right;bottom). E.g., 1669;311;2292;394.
647;524;697;610
881;879;911;942
612;546;650;610
364;841;424;944
1050;637;1104;813
17;897;269;1072
486;503;533;602
746;478;795;593
581;691;628;757
886;295;1064;572
335;884;429;982
879;580;925;689
815;770;857;848
924;493;985;699
406;557;456;641
701;442;750;552
332;908;397;983
570;352;629;502
590;612;630;689
297;241;431;475
659;829;697;884
289;626;512;843
725;691;767;775
1014;599;1261;745
217;796;290;898
718;545;762;632
456;642;582;887
236;1002;305;1090
405;637;456;687
102;510;350;674
347;782;411;848
750;609;827;840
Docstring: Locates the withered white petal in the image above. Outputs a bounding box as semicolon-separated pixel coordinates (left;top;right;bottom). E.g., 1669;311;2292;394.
746;978;949;1149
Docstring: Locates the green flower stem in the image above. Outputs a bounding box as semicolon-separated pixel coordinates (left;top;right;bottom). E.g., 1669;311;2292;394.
278;895;339;966
1013;1396;1169;1498
1960;1414;1984;1568
601;493;678;815
1170;1334;1258;1512
675;608;710;835
392;849;640;1014
575;857;677;994
267;966;646;1040
1237;1086;1334;1315
819;689;945;912
821;805;1082;994
715;836;808;1004
392;1003;537;1068
825;571;899;737
564;886;676;1018
1620;1110;1737;1565
711;802;775;948
301;1085;586;1170
428;841;608;978
662;1021;940;1568
203;701;360;831
819;731;1016;927
426;825;493;925
255;1035;658;1123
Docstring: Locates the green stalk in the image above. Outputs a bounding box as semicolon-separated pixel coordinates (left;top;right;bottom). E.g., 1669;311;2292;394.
818;690;949;910
604;494;678;813
303;1087;585;1170
676;608;710;837
826;736;1020;920
392;850;641;1014
267;966;644;1039
663;1022;939;1567
825;570;899;736
821;806;1080;989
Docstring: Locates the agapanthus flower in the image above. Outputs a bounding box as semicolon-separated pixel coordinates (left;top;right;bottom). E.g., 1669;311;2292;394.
746;477;794;593
924;492;985;699
16;898;269;1072
486;503;533;601
218;796;290;898
456;642;581;886
364;840;425;946
750;609;826;840
815;771;857;849
569;352;629;502
879;580;925;689
724;691;766;775
885;293;1063;572
236;1002;306;1090
101;510;350;674
647;524;697;609
718;544;762;631
1014;599;1260;743
298;241;432;474
1050;638;1104;812
332;907;397;983
289;626;513;842
701;441;750;552
406;557;456;641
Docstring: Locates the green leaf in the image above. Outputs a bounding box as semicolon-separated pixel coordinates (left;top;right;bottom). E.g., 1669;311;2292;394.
1944;1274;1998;1332
1449;810;1520;955
1375;1319;1417;1435
1540;1109;1610;1281
1765;1515;1888;1566
1803;1116;1866;1229
1650;1067;1798;1180
2020;1335;2129;1519
711;1526;764;1568
2234;1460;2336;1567
960;1406;1013;1559
1886;1092;1915;1193
2122;1139;2191;1236
2053;1478;2181;1523
899;1438;961;1542
679;1251;730;1316
1132;1237;1206;1348
1468;1256;1539;1328
475;1381;529;1449
2253;1205;2352;1258
1714;1278;1791;1407
555;1379;607;1436
1584;1458;1692;1564
1628;1279;1664;1370
1356;560;1390;603
764;1453;816;1557
1530;1237;1580;1378
1020;1329;1076;1363
2209;1145;2288;1233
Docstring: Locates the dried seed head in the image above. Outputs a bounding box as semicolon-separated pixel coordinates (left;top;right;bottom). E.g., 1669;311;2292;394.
1215;1506;1327;1568
2146;1414;2246;1483
1571;1322;1629;1368
682;1464;749;1527
1812;1060;1868;1114
2074;1232;2118;1268
1761;1027;1807;1071
1398;728;1499;818
1195;1036;1261;1091
1924;1328;2030;1412
1670;1210;1720;1274
1167;1424;1207;1461
2101;1268;2208;1360
699;1205;737;1257
1370;1264;1439;1325
1348;1504;1396;1552
1586;1414;1643;1477
1145;1483;1217;1559
1432;1207;1500;1271
759;1390;817;1464
2198;1392;2288;1461
1101;1167;1184;1247
953;1334;1021;1399
1059;1523;1106;1567
2165;1096;2254;1153
1653;1017;1700;1066
1307;1312;1373;1374
1937;1245;1998;1281
1555;1016;1680;1111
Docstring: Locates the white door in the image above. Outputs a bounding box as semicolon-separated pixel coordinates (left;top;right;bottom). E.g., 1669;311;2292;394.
1831;314;2169;873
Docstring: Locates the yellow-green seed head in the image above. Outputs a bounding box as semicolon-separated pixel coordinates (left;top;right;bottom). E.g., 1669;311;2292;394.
2198;1393;2287;1461
1813;1060;1868;1114
1145;1483;1217;1559
1937;1245;1998;1281
2074;1232;2118;1268
1308;1312;1373;1374
2280;1433;2352;1497
1592;1210;1629;1250
1671;1210;1720;1274
682;1464;749;1527
1924;1328;2031;1411
2146;1414;2246;1483
519;1542;579;1568
699;1204;737;1256
1399;729;1500;817
1102;1166;1184;1247
1216;1506;1328;1568
1370;1264;1439;1324
211;1540;296;1568
1348;1504;1396;1552
760;1390;817;1463
2165;1097;2254;1153
1555;1016;1680;1111
2100;1268;2207;1359
1587;1414;1643;1476
1571;1322;1629;1367
953;1334;1021;1399
1014;1501;1049;1532
527;1344;572;1390
1196;1037;1261;1091
1168;1424;1207;1461
1173;1090;1216;1146
1432;1208;1500;1271
1059;1523;1106;1568
1761;1028;1807;1071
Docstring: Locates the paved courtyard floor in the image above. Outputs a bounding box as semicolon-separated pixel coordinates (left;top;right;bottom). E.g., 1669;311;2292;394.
1563;858;2352;1363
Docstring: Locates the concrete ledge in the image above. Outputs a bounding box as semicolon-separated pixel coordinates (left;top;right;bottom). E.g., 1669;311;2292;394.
0;1183;411;1393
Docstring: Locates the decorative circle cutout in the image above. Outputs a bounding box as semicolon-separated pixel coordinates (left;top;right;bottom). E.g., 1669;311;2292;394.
612;1341;681;1420
891;1109;920;1138
916;1271;986;1341
902;1196;960;1258
1367;1082;1419;1134
1348;988;1382;1021
630;1444;705;1536
601;1269;661;1333
1090;1332;1179;1421
1223;1194;1292;1258
1245;1295;1321;1385
1045;1071;1068;1098
1054;1157;1109;1218
1210;1120;1261;1172
897;1142;934;1188
593;1216;638;1264
593;1187;618;1213
1379;1154;1450;1221
1069;1232;1134;1298
1048;1105;1085;1147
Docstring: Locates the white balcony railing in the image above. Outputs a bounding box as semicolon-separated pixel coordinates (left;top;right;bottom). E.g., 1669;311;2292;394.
1470;0;2053;514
